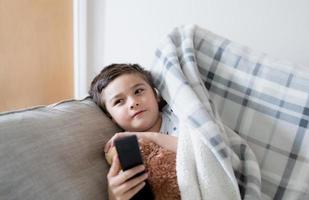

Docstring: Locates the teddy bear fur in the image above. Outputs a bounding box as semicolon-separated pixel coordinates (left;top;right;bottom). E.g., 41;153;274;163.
139;140;180;200
105;140;180;200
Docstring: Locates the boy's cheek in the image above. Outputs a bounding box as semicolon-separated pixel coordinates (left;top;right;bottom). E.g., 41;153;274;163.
112;113;129;126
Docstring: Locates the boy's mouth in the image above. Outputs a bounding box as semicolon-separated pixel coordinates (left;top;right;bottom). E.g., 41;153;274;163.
132;110;146;118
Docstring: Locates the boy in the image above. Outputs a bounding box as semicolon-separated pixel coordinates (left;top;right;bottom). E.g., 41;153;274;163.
89;63;179;200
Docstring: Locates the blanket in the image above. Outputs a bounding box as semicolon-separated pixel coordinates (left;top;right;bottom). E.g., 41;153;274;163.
149;25;309;200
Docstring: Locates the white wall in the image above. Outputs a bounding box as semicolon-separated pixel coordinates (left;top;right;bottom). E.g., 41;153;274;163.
74;0;105;98
74;0;309;98
102;0;309;68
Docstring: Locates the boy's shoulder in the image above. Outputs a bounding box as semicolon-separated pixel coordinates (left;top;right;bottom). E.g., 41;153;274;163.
160;105;179;136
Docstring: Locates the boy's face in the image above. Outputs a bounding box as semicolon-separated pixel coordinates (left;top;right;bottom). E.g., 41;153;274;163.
102;73;161;132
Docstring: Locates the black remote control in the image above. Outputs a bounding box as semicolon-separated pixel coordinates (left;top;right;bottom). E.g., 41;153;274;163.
114;135;154;200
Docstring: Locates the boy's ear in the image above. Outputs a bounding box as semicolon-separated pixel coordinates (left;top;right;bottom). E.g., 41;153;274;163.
155;88;160;102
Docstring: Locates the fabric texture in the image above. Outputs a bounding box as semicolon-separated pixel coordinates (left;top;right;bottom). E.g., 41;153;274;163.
160;105;179;136
149;25;309;200
139;141;180;200
0;98;120;200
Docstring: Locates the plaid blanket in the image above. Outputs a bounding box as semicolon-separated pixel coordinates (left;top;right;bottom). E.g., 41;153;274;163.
149;25;309;200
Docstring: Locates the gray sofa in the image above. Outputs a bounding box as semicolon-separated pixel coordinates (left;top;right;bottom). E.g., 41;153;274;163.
0;98;121;200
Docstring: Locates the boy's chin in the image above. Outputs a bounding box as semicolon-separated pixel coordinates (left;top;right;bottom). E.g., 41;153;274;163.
126;125;152;132
127;127;147;132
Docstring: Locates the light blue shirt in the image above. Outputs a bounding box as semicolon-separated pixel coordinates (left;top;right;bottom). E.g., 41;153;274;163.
159;105;179;136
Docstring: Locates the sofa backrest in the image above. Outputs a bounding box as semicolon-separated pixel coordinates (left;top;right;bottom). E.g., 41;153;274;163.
0;98;121;200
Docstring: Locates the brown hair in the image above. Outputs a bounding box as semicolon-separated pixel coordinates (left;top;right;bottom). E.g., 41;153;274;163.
89;63;158;113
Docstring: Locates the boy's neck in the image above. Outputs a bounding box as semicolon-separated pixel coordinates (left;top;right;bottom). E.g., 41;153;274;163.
146;114;162;133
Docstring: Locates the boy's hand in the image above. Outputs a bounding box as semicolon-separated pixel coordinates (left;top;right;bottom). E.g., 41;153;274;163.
104;131;177;153
108;155;148;200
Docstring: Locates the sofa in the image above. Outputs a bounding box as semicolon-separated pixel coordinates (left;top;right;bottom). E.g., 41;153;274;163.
0;98;120;200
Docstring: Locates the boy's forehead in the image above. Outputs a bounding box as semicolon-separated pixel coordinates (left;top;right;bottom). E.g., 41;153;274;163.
101;73;150;101
109;73;148;89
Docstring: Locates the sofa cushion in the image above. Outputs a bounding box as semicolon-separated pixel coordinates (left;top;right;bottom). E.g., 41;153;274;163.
0;98;121;200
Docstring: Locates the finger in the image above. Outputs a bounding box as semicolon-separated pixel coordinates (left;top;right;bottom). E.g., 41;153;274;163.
138;138;145;144
123;181;146;200
112;164;145;186
104;133;121;152
104;133;118;152
116;172;148;195
108;155;121;177
104;141;111;153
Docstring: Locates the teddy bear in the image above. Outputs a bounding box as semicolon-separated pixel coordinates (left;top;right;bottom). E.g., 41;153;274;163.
105;140;180;200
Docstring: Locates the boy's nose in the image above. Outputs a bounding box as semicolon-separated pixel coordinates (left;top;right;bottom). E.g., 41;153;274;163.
130;103;139;109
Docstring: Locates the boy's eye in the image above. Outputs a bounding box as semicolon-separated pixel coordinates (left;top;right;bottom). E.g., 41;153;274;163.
114;99;124;106
135;88;144;94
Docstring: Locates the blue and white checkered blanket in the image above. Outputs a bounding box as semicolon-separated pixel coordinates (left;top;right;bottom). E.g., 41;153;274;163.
149;25;309;200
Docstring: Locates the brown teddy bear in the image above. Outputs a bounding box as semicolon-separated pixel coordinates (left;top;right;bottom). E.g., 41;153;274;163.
105;140;180;200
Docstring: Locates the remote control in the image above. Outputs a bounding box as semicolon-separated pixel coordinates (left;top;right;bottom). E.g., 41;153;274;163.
114;135;154;200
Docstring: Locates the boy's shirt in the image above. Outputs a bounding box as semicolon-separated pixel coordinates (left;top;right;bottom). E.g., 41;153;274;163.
160;105;179;137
